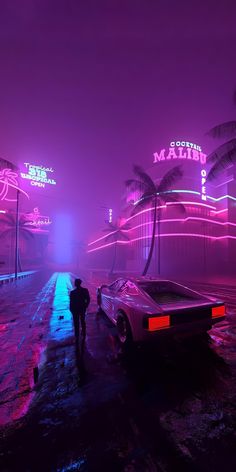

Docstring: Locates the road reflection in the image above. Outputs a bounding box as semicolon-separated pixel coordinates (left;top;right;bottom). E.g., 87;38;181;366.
96;309;229;412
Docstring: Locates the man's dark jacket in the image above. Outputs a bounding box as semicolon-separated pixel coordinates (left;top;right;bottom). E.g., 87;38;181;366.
70;287;90;314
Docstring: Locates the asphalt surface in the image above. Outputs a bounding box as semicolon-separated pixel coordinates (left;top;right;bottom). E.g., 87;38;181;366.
0;272;236;472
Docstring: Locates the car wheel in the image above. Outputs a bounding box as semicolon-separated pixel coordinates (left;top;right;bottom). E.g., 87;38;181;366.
97;290;103;311
116;311;133;348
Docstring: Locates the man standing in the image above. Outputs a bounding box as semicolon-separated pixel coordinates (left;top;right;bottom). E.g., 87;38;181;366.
70;278;90;339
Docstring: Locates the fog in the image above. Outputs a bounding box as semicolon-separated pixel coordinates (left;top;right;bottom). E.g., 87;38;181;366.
0;0;236;271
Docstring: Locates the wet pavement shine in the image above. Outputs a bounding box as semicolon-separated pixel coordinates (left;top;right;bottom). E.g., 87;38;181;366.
0;272;236;471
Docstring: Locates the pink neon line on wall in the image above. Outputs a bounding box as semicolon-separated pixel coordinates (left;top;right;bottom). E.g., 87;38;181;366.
207;194;236;202
126;201;216;225
213;178;234;188
211;208;228;215
88;201;217;247
87;233;236;253
124;216;236;234
88;230;118;246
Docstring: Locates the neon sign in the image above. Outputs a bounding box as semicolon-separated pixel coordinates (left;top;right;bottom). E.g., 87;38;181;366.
153;141;206;165
201;169;207;201
20;163;56;188
25;207;52;228
0;168;29;202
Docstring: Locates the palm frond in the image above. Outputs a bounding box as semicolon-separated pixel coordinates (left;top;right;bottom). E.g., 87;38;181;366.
20;228;34;238
125;179;141;188
207;138;236;163
103;225;117;232
0;229;11;238
105;234;116;243
132;165;156;193
157;165;183;194
207;147;236;181
117;231;130;241
131;194;154;216
160;192;186;213
207;121;236;139
0;214;15;226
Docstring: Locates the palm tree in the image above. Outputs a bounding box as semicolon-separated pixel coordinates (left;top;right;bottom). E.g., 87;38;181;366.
207;90;236;180
126;165;185;276
0;212;34;272
103;219;130;274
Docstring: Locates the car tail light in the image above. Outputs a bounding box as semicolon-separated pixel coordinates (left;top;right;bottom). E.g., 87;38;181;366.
148;315;170;331
211;305;225;319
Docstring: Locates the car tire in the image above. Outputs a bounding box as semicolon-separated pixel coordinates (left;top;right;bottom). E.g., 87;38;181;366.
97;290;103;311
116;311;133;349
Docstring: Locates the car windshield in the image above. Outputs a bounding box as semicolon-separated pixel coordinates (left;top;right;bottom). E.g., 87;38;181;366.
138;281;197;304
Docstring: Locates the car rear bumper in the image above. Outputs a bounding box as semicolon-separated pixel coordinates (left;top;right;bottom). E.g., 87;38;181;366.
135;316;225;343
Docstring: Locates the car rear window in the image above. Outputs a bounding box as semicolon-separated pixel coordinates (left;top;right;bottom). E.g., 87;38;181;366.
138;282;197;304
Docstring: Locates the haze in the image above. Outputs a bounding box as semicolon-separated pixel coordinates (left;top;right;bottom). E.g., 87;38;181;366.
0;0;236;241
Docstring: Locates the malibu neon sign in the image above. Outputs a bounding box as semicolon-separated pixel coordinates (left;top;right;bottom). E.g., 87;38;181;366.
20;163;56;188
153;141;206;165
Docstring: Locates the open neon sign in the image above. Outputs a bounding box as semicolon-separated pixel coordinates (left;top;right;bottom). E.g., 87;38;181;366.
20;163;56;188
153;141;206;165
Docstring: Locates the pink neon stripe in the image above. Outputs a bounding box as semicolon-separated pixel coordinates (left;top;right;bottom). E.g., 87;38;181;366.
211;208;228;214
126;216;236;233
88;230;117;246
87;233;236;253
88;201;217;247
126;201;216;224
0;179;29;200
214;178;234;188
87;240;127;253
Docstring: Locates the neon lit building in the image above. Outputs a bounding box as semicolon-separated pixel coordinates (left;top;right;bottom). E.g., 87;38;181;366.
87;141;236;278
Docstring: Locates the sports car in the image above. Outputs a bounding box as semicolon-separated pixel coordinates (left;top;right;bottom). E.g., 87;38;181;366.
97;278;226;346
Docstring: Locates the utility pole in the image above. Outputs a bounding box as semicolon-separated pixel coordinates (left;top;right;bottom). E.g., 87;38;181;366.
15;189;20;279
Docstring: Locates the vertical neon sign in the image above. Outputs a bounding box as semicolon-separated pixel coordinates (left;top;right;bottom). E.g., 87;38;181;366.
201;169;207;201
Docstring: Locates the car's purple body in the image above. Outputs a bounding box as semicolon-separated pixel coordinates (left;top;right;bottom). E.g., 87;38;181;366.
97;278;225;343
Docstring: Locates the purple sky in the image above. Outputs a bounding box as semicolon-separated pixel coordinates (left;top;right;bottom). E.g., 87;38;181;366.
0;0;236;240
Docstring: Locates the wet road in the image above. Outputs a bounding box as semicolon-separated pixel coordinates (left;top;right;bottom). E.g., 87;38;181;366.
0;272;236;471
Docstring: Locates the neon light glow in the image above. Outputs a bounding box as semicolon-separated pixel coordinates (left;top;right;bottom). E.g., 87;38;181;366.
88;200;217;247
0;168;29;201
214;178;234;188
164;190;201;195
136;189;236;203
201;168;207;201
207;194;236;202
0;210;6;213
125;216;236;232
88;216;236;247
25;207;52;227
211;208;228;215
170;141;202;151
20;163;56;189
153;141;206;165
88;216;236;249
134;190;219;206
87;233;236;253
